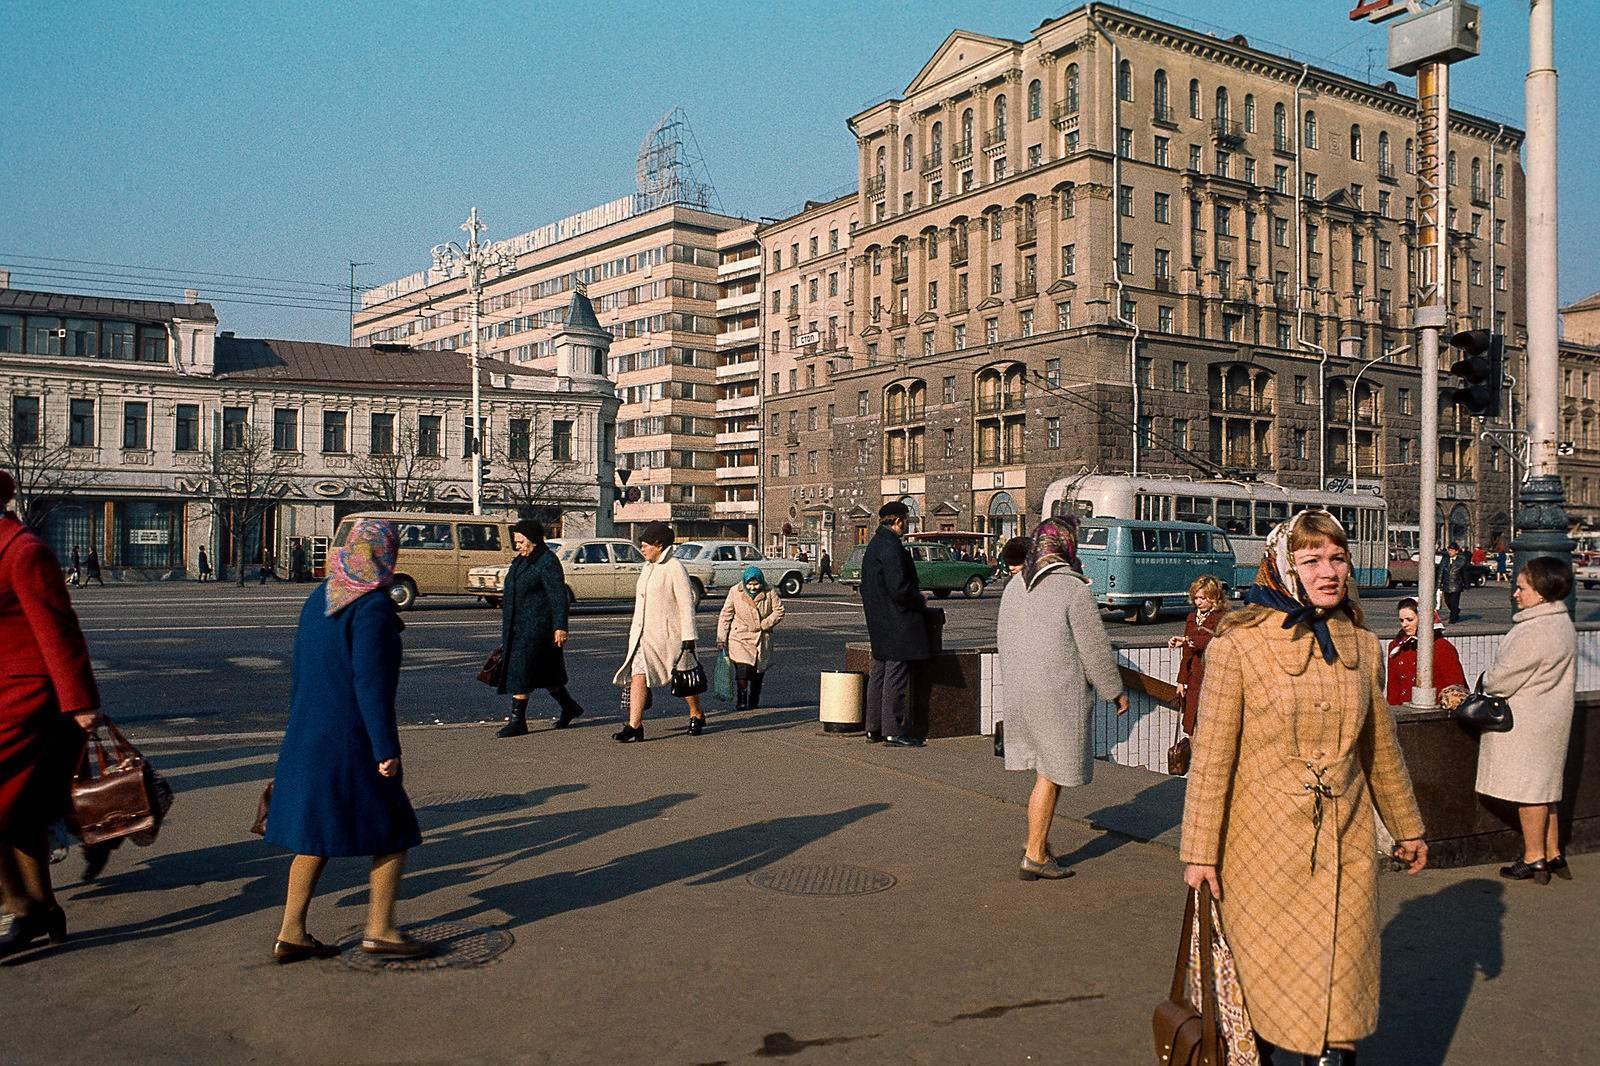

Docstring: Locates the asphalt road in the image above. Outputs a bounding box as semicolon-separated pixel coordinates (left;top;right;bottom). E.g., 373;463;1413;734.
66;577;1592;739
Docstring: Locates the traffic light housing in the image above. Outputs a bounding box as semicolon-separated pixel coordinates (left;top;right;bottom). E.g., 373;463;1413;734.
475;441;492;482
1447;329;1503;418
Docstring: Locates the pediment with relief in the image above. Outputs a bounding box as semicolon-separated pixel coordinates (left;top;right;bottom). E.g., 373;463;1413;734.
905;31;1019;97
976;296;1004;311
1046;279;1078;295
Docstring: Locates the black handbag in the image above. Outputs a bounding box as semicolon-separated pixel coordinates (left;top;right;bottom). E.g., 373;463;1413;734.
1451;673;1513;733
670;649;708;698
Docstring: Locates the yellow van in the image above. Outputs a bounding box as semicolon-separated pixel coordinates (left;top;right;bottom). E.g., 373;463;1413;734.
332;511;514;609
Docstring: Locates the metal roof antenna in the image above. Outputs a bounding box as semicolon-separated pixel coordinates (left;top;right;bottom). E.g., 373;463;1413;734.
635;107;716;213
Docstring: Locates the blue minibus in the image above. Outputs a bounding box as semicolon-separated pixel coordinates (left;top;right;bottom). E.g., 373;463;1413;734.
1074;518;1236;624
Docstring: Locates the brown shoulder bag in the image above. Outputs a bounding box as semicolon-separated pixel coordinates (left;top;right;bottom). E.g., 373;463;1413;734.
1153;884;1220;1066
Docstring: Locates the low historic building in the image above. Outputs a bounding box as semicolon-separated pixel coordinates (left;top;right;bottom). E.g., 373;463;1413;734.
1;278;617;577
1559;291;1600;529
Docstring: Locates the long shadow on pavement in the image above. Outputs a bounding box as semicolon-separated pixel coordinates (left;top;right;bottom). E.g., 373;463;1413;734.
1363;878;1505;1065
1054;777;1187;867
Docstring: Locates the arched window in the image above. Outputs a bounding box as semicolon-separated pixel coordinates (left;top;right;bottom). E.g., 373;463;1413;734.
1214;86;1229;122
1349;123;1362;160
874;146;885;180
994;94;1008;140
1447;150;1458;185
1065;64;1080;114
1027;79;1041;120
902;134;913;172
1405;137;1415;173
1118;59;1132;102
961;108;974;151
1189;78;1201;119
1494;162;1505;197
1273;102;1287;144
1153;69;1169;117
1470;156;1483;194
930;121;943;165
1243;93;1255;131
1378;130;1391;168
1303;109;1318;148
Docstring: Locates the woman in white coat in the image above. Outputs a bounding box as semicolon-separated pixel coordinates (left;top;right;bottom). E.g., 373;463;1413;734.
1480;556;1578;884
611;523;701;742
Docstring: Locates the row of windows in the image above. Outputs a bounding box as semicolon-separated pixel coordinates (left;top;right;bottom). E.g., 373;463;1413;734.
0;314;169;363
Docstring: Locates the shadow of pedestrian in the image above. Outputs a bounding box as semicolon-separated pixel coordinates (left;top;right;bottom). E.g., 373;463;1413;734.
1054;777;1187;867
1361;878;1505;1065
432;803;890;929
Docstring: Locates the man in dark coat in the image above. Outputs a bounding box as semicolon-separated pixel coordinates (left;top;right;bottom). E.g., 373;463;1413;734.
860;501;932;746
495;519;584;737
1437;542;1466;623
83;548;104;587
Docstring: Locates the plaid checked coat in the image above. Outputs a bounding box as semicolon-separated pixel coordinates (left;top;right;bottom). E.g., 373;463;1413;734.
1179;609;1425;1055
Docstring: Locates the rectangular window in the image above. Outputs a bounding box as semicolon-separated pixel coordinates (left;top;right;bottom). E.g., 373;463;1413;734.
1173;418;1190;450
1117;243;1134;275
1061;243;1076;277
370;413;395;455
943;428;955;459
272;408;299;452
321;410;348;454
122;400;148;450
1046;417;1061;449
1118;184;1134;217
222;406;248;450
551;419;573;462
990;264;1002;294
857;391;868;417
175;404;199;452
1398;387;1413;415
953;324;967;350
11;396;40;447
69;398;95;447
1136;356;1153;388
1273;217;1288;247
1215;204;1232;236
1119;127;1133;158
1154;136;1170;168
1171;361;1190;392
1188;143;1202;171
1274;164;1288;194
417;415;442;457
1244;157;1256;184
1158;305;1174;332
1154;192;1170;224
1045;357;1062;388
1020;309;1034;337
1055;304;1071;331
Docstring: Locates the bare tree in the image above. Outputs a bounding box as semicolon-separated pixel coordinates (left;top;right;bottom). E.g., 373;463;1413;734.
350;423;445;511
185;422;297;585
490;414;595;528
0;407;106;527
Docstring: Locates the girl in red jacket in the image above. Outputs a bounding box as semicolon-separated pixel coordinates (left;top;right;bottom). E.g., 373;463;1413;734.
1387;597;1468;708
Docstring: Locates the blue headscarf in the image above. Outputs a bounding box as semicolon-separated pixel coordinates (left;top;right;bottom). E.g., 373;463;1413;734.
742;566;766;589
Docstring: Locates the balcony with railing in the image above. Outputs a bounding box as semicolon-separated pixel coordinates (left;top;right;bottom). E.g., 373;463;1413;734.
865;174;886;198
982;125;1007;152
1471;185;1489;208
884;404;926;427
1052;102;1079;129
888;311;910;329
715;463;761;482
1211;118;1245;146
950;243;969;266
1015;223;1037;247
1014;279;1038;299
714;358;759;381
920;151;943;175
1273;134;1295;157
975;445;1025;468
1209;393;1275;416
1378;160;1397;182
1152;103;1177;129
891;260;909;283
1154;275;1177;293
950;138;973;163
949;296;970;314
975;393;1027;415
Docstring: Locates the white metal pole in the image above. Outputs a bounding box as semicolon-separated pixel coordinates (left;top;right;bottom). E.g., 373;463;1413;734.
1524;0;1559;481
467;208;484;516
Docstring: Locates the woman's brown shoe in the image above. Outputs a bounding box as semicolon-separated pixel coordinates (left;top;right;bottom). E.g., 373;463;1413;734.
361;935;433;958
272;936;341;964
1019;855;1074;881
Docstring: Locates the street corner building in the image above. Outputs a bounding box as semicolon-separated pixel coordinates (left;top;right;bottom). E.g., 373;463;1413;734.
758;2;1528;560
0;276;619;579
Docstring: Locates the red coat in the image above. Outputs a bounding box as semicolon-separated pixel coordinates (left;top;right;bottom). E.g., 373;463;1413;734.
1176;608;1223;735
1385;630;1467;707
0;516;99;831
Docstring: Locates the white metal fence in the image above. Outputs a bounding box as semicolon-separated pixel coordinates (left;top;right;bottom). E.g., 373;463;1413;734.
982;629;1600;775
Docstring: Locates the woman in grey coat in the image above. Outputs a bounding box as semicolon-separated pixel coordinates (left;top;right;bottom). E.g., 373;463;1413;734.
1481;557;1578;884
996;519;1127;881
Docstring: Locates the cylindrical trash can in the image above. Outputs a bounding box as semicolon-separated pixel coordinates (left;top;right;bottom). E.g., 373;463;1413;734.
819;671;866;733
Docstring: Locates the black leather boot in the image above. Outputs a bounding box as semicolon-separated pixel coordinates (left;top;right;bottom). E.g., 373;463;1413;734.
496;700;529;738
748;670;764;709
552;688;585;729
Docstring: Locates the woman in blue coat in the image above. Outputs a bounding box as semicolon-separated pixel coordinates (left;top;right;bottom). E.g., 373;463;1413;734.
495;519;583;737
266;519;426;963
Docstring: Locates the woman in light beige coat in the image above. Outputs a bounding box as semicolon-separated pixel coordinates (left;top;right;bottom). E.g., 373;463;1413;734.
611;523;701;742
1181;510;1427;1064
1479;557;1578;884
716;567;784;710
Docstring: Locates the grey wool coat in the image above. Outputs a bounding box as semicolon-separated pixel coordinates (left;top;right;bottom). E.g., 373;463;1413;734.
1478;600;1577;803
996;566;1124;786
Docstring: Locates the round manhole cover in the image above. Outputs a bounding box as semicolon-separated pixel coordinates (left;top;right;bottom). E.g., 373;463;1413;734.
340;921;514;973
748;864;896;896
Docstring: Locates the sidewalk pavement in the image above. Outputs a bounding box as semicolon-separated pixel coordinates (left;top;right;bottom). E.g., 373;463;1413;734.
6;704;1595;1065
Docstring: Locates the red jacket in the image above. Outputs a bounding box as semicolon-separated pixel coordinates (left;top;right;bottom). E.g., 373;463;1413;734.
0;516;98;714
1385;630;1466;707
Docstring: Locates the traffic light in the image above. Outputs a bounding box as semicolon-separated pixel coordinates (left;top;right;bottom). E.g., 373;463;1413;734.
475;442;493;482
1447;329;1503;418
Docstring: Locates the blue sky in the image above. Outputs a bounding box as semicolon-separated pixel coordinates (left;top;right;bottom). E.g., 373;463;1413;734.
1;0;1592;343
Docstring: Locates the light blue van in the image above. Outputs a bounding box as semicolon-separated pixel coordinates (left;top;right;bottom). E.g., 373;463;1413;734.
1074;518;1236;624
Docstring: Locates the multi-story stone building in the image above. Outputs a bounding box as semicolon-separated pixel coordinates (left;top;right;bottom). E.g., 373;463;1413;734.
1559;291;1600;529
711;223;762;536
353;194;755;541
1;278;616;576
761;2;1527;557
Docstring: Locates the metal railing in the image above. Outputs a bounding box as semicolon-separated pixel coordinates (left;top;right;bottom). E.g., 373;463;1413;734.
865;175;886;198
951;138;973;162
1015;224;1037;246
921;152;943;174
1273;134;1295;156
1210;394;1275;415
983;126;1007;151
1211;118;1245;144
1152;103;1176;128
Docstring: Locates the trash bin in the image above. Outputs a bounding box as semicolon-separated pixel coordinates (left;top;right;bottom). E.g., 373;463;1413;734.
819;671;866;733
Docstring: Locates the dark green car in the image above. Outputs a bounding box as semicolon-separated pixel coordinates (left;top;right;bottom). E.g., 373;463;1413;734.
839;541;991;598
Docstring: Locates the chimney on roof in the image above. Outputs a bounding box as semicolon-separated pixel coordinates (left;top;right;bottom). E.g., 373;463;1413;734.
183;288;199;303
0;269;9;290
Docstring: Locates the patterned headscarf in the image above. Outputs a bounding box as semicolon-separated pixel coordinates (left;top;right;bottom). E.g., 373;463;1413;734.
325;518;399;616
1242;509;1349;663
1023;515;1080;590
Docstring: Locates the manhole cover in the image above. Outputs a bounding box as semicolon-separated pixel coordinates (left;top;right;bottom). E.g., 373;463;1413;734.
340;921;514;973
748;864;896;896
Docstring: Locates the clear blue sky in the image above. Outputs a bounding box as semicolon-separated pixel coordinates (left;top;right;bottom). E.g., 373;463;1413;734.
1;0;1593;343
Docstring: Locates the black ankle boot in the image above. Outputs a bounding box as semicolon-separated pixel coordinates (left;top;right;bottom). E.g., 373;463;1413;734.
496;701;529;738
553;689;584;729
613;724;644;743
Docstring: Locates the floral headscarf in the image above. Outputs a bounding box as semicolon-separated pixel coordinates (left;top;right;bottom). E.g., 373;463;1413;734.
325;518;399;616
1241;509;1351;663
1023;515;1080;589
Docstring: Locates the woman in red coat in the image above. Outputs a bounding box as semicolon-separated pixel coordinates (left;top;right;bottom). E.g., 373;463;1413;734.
0;472;100;957
1387;597;1469;708
1168;575;1228;736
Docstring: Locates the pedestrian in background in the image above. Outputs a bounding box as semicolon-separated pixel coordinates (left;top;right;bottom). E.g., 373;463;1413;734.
717;566;785;711
1437;541;1466;623
611;523;701;742
68;546;82;588
83;547;104;587
1386;597;1467;709
1496;546;1510;583
859;501;931;747
1181;510;1427;1063
197;547;213;583
996;518;1126;881
495;520;583;738
259;552;275;585
819;550;833;583
266;518;426;962
1479;558;1577;885
0;472;100;958
1167;574;1228;738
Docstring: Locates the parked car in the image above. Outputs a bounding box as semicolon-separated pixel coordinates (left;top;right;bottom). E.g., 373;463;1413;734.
334;511;515;610
1075;518;1236;624
838;540;992;598
672;541;811;600
1577;551;1600;590
465;537;646;608
1387;549;1419;588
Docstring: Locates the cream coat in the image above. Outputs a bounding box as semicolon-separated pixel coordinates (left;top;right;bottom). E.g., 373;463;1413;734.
1478;600;1577;803
1180;611;1425;1055
612;556;699;688
716;587;783;671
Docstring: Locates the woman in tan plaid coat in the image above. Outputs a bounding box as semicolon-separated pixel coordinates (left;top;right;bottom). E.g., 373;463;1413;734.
1180;511;1428;1063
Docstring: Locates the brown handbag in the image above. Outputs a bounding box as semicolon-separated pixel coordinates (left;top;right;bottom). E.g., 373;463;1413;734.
476;646;505;687
1167;717;1192;777
249;782;273;836
71;719;169;847
1153;885;1221;1066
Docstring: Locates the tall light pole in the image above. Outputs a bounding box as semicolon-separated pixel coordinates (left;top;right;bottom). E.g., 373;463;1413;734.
433;208;513;516
1349;348;1395;495
1513;0;1574;591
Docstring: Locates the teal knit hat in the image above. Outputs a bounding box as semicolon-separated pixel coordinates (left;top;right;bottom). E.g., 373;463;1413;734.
742;566;766;587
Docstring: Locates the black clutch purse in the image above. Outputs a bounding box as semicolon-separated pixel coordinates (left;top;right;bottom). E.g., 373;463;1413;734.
1451;673;1513;733
670;649;708;698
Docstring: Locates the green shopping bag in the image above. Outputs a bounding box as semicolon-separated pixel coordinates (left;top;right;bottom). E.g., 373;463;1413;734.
713;653;736;702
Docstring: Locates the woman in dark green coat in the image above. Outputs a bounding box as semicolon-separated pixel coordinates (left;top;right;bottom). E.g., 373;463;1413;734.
495;520;585;737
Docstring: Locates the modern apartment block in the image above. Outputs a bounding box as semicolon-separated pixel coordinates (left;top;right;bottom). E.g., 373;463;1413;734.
354;193;755;540
761;1;1527;557
712;223;763;537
